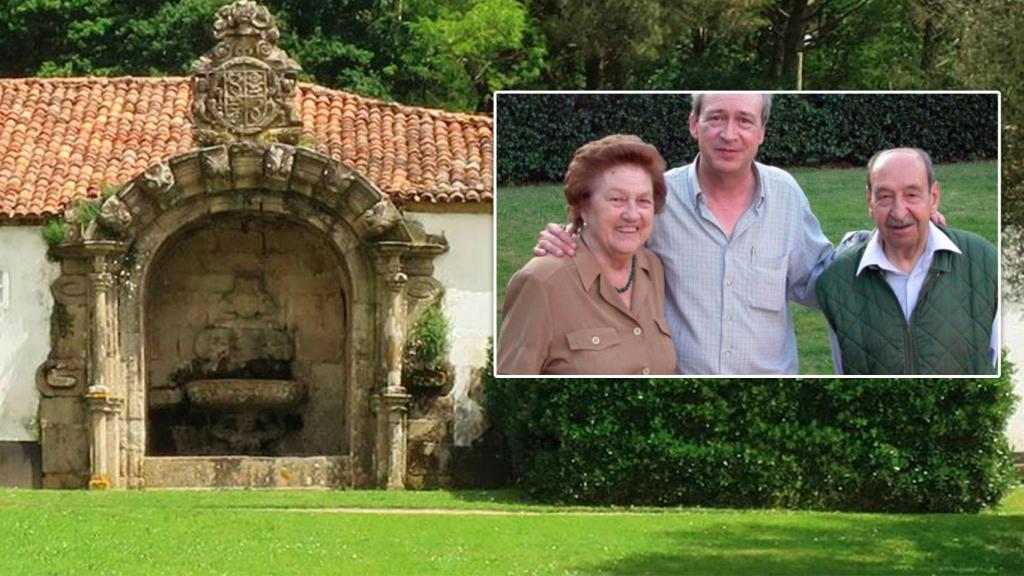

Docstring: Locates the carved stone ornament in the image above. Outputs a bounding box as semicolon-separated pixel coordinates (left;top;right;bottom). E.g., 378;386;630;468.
191;0;302;145
322;163;355;191
142;162;175;195
406;276;443;302
202;146;232;179
263;144;294;179
36;359;85;397
359;200;401;238
97;195;133;236
61;206;84;243
43;361;79;389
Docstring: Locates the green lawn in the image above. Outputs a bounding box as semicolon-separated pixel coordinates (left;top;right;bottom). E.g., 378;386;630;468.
496;161;999;375
0;486;1021;574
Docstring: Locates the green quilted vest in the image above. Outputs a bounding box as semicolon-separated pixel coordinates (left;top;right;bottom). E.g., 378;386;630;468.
815;227;997;375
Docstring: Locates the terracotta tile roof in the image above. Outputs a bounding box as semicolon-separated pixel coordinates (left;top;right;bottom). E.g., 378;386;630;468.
0;77;493;220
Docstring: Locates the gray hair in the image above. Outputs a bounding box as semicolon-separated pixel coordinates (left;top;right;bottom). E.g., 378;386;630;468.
690;93;773;127
866;148;935;190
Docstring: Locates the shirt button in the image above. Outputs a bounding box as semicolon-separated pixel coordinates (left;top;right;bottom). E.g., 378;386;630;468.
724;350;732;358
642;367;650;375
633;327;642;336
725;280;733;287
726;315;734;321
591;336;600;345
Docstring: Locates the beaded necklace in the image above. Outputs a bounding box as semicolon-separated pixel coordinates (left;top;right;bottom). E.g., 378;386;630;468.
580;232;637;293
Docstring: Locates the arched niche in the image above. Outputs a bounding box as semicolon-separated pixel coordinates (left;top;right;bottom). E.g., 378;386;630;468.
144;212;350;458
38;143;447;489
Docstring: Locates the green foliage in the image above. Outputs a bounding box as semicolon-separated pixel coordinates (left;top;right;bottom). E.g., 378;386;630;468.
73;198;102;224
295;135;322;150
942;0;1024;296
497;93;998;185
801;1;957;90
404;305;451;371
99;182;120;198
41;218;67;247
487;356;1019;511
0;0;1019;117
397;0;543;111
168;358;292;386
638;0;770;89
0;0;544;111
536;0;664;90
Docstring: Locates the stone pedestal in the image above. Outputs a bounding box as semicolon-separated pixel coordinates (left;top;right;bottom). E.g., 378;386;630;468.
85;385;122;489
381;390;411;490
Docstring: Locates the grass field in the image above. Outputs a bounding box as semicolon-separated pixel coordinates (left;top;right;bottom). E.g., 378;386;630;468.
496;161;999;375
1;486;1021;575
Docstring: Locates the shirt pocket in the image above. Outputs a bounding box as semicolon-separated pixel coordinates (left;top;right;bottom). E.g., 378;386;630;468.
749;255;787;312
654;317;674;338
566;327;621;351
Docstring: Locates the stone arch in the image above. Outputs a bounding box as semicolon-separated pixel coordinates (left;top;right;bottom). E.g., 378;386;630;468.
38;144;446;489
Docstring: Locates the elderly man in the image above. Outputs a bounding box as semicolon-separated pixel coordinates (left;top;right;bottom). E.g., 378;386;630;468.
815;148;997;375
534;93;835;374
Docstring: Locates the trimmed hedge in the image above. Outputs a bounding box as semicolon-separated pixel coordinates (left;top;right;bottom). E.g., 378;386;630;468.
496;93;998;185
486;355;1018;512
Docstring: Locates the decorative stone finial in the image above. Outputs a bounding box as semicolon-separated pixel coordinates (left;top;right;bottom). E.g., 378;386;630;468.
191;1;302;146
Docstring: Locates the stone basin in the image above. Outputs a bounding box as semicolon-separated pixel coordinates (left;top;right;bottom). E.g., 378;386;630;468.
184;379;306;410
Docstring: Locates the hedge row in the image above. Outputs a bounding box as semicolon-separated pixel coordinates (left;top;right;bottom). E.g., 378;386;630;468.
496;93;998;185
485;355;1018;512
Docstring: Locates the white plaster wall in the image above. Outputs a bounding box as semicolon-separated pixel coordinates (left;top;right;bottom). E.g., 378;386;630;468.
0;227;60;441
1002;302;1024;451
408;212;493;445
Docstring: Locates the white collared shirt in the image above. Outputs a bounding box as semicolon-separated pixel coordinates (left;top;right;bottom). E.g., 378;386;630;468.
828;222;998;374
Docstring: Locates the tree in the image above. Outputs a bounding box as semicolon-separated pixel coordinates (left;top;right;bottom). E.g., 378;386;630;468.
800;1;914;88
535;0;666;89
397;0;544;111
641;0;771;89
759;0;874;88
943;0;1024;298
0;0;123;76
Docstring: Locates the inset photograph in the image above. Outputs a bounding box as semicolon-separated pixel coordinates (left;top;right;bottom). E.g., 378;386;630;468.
494;91;1000;377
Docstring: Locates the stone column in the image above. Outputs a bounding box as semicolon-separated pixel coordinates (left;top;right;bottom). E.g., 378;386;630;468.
85;385;122;489
89;254;115;391
85;244;125;488
380;252;411;489
384;265;408;394
382;390;411;490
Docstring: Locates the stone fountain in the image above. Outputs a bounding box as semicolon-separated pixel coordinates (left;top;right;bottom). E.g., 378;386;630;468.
155;273;307;455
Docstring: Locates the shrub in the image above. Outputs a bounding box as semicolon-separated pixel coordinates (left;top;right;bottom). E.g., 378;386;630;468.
41;219;67;247
403;305;453;389
73;198;102;224
486;356;1018;512
496;93;998;185
411;306;451;363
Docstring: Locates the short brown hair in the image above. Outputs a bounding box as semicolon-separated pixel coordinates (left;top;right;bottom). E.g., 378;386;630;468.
564;134;668;231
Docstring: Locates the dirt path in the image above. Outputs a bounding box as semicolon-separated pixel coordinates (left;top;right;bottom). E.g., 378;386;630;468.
253;507;656;516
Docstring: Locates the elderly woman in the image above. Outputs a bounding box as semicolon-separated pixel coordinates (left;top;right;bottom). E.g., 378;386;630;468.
497;134;676;375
